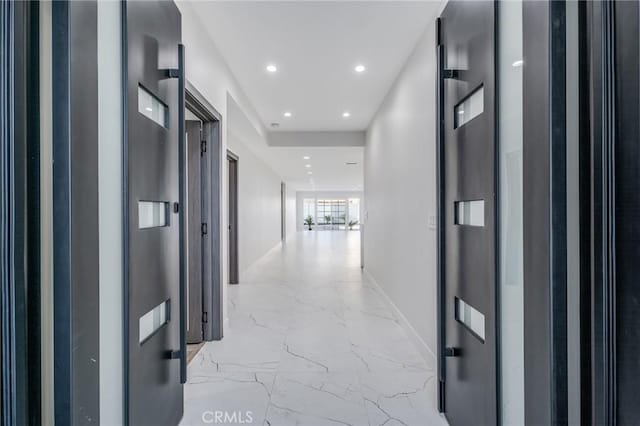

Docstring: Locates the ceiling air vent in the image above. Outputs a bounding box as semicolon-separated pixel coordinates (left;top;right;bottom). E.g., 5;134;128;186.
270;122;280;129
346;162;358;165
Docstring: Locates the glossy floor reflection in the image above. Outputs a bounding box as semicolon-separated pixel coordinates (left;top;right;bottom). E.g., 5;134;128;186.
181;231;447;426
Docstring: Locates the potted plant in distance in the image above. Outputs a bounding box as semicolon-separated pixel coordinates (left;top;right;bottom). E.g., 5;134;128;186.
324;215;332;225
348;220;359;230
304;215;315;230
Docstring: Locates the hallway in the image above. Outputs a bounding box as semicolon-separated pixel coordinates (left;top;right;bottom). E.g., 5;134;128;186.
182;231;445;425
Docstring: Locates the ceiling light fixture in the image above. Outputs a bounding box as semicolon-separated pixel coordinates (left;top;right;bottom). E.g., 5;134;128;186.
307;171;313;175
283;112;292;118
342;112;351;118
303;156;310;160
354;64;366;73
512;60;524;67
305;164;312;168
266;64;278;73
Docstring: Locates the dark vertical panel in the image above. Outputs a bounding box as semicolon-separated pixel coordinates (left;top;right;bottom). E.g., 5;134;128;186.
206;119;223;340
0;0;42;423
123;2;183;423
24;2;41;424
69;2;100;423
0;2;11;422
522;1;567;424
186;120;203;344
613;1;639;423
227;153;239;285
0;1;40;424
549;4;568;424
577;2;592;424
439;2;497;424
51;2;72;422
435;18;446;414
52;1;100;424
587;1;616;424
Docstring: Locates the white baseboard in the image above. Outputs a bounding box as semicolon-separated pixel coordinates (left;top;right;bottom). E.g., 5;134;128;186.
238;240;284;280
363;268;436;365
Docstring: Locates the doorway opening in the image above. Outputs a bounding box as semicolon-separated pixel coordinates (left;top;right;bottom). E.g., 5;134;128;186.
227;151;239;285
184;84;223;366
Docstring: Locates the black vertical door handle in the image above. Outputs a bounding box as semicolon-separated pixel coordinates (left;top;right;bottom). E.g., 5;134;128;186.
165;45;187;384
175;43;187;385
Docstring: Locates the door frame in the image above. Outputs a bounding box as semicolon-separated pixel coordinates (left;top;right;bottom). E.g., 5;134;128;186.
1;1;42;424
580;1;640;423
51;1;101;424
185;82;223;341
281;182;286;242
521;2;568;424
227;151;239;285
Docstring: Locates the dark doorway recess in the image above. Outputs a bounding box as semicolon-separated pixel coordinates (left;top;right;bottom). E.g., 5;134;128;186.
227;151;239;285
436;1;497;425
185;83;223;343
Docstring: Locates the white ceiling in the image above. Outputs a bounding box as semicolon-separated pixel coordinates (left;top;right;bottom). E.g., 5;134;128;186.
267;146;364;191
227;95;363;191
191;1;440;131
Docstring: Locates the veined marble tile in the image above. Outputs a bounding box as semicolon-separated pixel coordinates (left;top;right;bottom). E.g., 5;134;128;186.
279;342;359;373
265;373;369;426
183;231;445;425
190;330;284;373
181;372;275;426
359;371;447;426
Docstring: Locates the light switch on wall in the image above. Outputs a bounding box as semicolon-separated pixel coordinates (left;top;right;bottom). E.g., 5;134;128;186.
428;215;437;230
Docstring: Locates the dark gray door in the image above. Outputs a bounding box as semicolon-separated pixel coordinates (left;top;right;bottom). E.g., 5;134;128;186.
438;1;496;425
186;120;203;343
124;2;183;425
227;153;239;284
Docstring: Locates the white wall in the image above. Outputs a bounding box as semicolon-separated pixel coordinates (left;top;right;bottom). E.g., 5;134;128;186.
178;1;286;318
228;133;283;274
363;21;438;357
296;191;364;232
285;186;297;240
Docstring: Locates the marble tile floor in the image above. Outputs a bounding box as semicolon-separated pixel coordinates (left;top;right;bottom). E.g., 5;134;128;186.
181;231;447;426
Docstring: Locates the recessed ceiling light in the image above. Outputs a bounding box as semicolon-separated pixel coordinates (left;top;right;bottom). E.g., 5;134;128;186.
303;156;310;160
342;112;351;118
307;171;313;175
458;110;464;114
283;112;292;118
145;107;153;112
266;64;278;73
354;64;366;73
512;60;524;67
305;164;312;168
